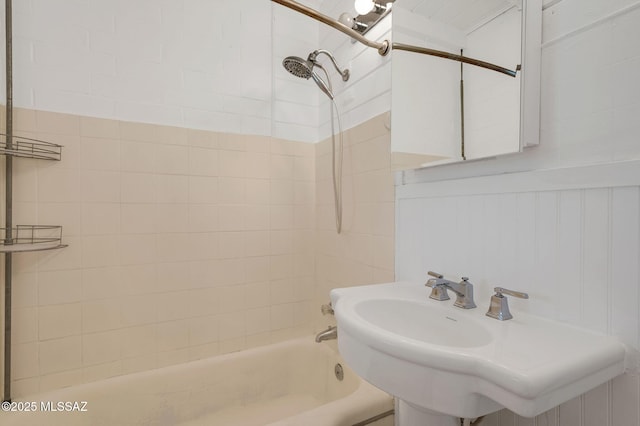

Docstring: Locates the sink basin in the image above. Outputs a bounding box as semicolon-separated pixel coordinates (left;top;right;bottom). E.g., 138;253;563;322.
331;281;626;420
355;299;492;348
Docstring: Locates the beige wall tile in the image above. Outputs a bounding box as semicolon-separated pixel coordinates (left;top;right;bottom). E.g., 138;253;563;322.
81;202;120;235
155;144;189;175
81;137;120;171
121;172;157;203
82;299;121;333
188;315;219;346
188;176;218;204
270;155;294;179
157;175;189;203
218;177;246;204
157;320;189;352
36;110;80;135
13;108;38;132
80;116;120;139
187;128;218;149
153;125;187;146
189;147;218;176
155;203;189;233
13;307;38;344
121;203;157;234
82;330;122;366
120;121;156;142
120;140;156;173
121;294;158;327
120;324;157;358
13;163;38;203
40;336;82;374
38;168;82;203
38;202;82;237
82;267;122;300
188;204;218;233
82;235;119;268
245;152;270;179
38;303;83;341
219;150;246;177
118;234;157;265
12;272;38;308
38;269;82;305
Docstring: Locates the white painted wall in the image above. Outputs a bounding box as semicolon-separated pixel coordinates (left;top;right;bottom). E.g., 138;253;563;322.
272;0;322;143
1;0;388;143
0;0;325;141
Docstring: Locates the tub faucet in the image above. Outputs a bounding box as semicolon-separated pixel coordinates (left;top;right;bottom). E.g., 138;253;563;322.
315;326;337;343
425;271;477;309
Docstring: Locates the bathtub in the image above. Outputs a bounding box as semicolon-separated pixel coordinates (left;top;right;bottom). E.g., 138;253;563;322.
1;337;393;426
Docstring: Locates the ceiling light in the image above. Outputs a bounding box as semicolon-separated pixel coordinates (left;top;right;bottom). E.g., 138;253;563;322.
354;0;375;15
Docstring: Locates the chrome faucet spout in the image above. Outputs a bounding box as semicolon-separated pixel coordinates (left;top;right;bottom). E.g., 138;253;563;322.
315;325;337;343
425;272;476;309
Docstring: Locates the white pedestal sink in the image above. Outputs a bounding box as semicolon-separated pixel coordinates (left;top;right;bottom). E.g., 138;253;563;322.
330;281;626;424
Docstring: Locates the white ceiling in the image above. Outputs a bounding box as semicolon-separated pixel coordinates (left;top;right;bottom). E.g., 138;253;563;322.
396;0;521;32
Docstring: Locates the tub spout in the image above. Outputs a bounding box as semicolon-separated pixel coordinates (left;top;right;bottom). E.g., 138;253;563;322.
315;326;337;343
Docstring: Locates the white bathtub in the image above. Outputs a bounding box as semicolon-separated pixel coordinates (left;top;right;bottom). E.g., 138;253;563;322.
1;337;393;426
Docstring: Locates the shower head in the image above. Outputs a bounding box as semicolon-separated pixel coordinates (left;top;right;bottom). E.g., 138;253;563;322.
282;55;335;99
282;49;349;100
282;56;314;79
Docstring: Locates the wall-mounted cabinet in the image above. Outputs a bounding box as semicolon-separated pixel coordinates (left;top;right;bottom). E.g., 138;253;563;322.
390;0;541;169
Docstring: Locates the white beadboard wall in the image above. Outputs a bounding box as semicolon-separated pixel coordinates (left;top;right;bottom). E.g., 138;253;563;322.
396;163;640;425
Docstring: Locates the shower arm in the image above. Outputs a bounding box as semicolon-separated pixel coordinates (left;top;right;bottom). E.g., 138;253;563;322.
271;0;519;78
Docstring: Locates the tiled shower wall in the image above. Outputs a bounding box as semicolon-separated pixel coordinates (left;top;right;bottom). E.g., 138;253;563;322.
2;108;395;397
314;112;395;329
7;107;317;397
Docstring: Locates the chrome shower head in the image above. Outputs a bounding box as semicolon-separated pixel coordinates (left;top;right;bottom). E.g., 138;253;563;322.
282;55;334;99
282;49;349;100
282;56;314;79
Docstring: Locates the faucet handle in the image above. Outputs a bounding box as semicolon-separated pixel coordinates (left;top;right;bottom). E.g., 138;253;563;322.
486;287;529;320
321;303;334;315
494;287;529;299
427;270;444;279
425;272;450;301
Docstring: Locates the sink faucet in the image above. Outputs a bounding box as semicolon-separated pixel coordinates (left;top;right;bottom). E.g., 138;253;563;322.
425;271;477;309
315;325;337;342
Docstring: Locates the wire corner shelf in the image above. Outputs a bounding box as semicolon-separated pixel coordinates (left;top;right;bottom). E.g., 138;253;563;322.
0;225;68;253
0;133;63;161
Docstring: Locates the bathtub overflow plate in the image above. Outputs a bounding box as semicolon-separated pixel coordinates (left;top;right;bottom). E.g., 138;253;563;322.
334;363;344;381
